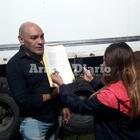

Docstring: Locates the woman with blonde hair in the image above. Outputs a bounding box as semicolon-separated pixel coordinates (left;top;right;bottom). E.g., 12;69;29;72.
51;42;140;140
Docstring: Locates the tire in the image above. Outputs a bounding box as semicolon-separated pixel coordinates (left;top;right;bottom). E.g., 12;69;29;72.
0;77;9;94
62;113;94;135
0;94;19;140
59;79;95;137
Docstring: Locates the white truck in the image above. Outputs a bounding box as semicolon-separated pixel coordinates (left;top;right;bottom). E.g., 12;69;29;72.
0;0;140;139
0;0;140;77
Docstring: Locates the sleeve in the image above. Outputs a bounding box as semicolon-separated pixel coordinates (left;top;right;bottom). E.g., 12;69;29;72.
6;61;44;111
59;84;117;116
90;77;104;91
97;88;118;109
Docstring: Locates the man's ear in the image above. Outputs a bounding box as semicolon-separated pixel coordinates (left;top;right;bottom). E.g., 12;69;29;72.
18;35;24;45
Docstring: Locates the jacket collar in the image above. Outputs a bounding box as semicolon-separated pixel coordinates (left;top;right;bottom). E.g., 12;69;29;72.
19;45;43;62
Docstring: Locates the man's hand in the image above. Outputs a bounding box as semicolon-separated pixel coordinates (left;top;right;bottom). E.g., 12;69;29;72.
51;87;59;98
62;108;71;124
42;94;51;102
42;88;59;102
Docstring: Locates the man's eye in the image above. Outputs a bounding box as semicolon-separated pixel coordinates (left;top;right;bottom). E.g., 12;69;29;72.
41;35;44;40
31;36;38;40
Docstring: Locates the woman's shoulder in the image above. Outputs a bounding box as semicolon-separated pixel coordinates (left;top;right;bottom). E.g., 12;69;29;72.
96;81;130;112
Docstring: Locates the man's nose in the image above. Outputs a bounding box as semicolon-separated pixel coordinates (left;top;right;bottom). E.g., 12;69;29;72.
38;38;44;44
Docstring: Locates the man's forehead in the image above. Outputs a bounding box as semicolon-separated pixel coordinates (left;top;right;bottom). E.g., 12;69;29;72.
25;25;42;33
19;22;43;36
29;32;44;37
23;27;44;37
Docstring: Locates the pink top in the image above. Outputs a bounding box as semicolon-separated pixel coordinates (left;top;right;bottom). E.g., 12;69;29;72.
97;81;130;115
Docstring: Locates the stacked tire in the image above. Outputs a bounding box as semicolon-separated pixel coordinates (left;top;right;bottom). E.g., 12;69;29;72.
0;94;19;140
0;77;20;140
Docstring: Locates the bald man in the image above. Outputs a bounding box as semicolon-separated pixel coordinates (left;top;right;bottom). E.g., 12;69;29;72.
6;22;59;140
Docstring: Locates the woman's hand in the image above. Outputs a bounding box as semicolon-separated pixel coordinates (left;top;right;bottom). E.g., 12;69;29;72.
51;71;64;86
83;67;94;82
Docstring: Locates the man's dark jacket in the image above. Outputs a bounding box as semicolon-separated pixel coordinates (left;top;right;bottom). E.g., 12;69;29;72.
6;47;58;123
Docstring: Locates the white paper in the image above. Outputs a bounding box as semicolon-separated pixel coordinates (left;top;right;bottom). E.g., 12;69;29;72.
43;45;75;87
